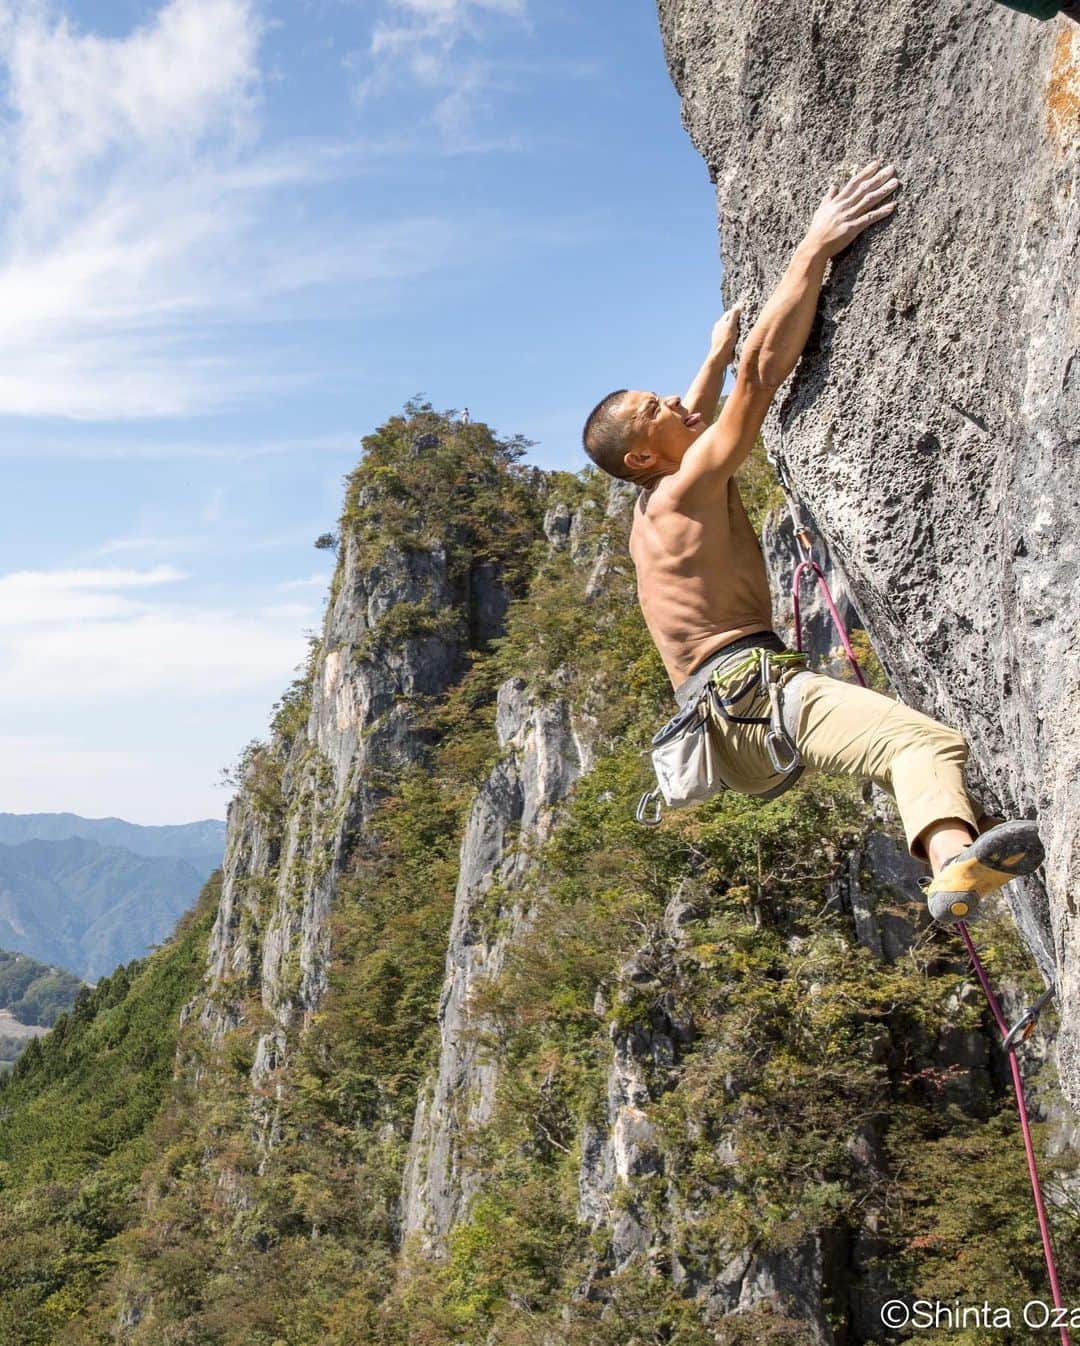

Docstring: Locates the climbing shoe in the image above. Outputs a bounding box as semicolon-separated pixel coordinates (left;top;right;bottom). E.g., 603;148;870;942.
924;819;1044;924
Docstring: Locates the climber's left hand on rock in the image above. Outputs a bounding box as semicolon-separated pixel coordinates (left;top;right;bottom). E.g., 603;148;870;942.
804;160;900;259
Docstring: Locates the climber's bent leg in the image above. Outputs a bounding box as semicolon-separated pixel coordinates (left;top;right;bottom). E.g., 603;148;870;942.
791;673;979;861
703;666;1042;924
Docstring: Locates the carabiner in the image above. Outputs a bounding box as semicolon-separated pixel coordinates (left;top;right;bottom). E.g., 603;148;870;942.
1002;983;1056;1052
635;789;663;827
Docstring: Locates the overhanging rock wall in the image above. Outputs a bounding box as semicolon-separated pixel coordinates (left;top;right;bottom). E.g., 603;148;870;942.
656;2;1079;1096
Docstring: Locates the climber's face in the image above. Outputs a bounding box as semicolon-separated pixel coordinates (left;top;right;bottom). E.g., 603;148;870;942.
617;390;705;479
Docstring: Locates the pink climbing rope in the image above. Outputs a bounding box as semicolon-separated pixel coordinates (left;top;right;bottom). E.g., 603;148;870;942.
792;558;867;687
956;919;1070;1346
789;519;1069;1343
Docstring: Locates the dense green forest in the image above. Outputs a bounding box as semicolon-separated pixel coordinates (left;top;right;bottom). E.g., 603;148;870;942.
0;948;84;1034
0;409;1075;1345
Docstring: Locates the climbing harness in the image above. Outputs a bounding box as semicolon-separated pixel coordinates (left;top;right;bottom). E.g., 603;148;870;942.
636;635;807;826
708;644;807;775
772;444;1070;1344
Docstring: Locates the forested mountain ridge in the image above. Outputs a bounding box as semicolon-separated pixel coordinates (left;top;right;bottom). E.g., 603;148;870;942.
0;948;83;1028
0;836;208;980
0;405;1074;1345
0;814;224;877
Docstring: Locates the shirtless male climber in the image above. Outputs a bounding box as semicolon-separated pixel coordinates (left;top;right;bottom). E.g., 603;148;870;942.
581;160;1044;924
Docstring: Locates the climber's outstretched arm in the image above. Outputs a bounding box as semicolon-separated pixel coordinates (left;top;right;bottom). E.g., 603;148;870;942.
739;160;898;389
682;303;743;424
670;160;900;503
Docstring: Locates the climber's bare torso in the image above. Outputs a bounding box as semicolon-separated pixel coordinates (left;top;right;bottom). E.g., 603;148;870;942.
628;474;773;688
609;165;901;691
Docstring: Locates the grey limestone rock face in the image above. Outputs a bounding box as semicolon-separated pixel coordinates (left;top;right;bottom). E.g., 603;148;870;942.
705;1237;838;1344
577;893;688;1277
400;674;585;1250
184;523;501;1152
657;1;1079;1098
398;484;640;1256
845;827;924;965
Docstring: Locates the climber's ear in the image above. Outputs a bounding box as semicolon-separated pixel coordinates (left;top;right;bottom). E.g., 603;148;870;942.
623;444;657;476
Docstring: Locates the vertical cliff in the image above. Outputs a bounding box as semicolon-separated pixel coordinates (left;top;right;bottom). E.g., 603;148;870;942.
657;0;1079;1089
182;414;534;1156
3;409;1077;1345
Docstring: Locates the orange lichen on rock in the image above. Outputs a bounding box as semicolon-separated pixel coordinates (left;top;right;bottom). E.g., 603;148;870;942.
1047;27;1080;150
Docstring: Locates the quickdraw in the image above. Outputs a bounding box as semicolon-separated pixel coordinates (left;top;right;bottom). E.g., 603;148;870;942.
1003;983;1058;1052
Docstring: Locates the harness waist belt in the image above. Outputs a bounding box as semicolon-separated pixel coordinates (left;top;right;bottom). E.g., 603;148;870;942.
674;631;785;709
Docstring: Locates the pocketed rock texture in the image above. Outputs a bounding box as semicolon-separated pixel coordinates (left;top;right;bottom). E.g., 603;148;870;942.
658;0;1079;1079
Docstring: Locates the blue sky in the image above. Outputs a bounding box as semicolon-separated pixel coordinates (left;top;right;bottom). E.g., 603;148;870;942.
0;0;725;823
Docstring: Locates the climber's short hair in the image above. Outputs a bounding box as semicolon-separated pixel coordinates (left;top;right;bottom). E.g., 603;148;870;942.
582;389;636;481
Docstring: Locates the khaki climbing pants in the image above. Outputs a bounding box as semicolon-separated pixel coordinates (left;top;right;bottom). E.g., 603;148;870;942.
705;662;979;860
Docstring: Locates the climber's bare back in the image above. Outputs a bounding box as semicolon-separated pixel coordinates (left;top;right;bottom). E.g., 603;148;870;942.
628;474;774;687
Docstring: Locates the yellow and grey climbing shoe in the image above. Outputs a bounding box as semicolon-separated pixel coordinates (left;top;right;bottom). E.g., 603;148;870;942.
925;819;1044;924
921;818;1039;926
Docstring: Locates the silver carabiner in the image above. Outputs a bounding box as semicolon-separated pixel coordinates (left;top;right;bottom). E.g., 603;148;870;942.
1003;983;1056;1051
764;670;801;775
635;789;663;827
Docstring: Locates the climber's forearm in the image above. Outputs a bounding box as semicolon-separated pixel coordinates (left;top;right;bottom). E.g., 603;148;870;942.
738;238;829;390
683;342;732;423
684;305;743;421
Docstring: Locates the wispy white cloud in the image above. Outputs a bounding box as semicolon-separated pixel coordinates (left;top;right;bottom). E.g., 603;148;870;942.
0;565;186;623
89;526;328;561
92;535;208;558
354;0;530;149
0;561;323;820
0;0;459;419
0;564;315;704
278;573;331;591
371;0;526;51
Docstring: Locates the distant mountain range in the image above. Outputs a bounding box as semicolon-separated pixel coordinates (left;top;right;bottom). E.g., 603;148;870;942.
0;815;226;982
0;813;225;877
